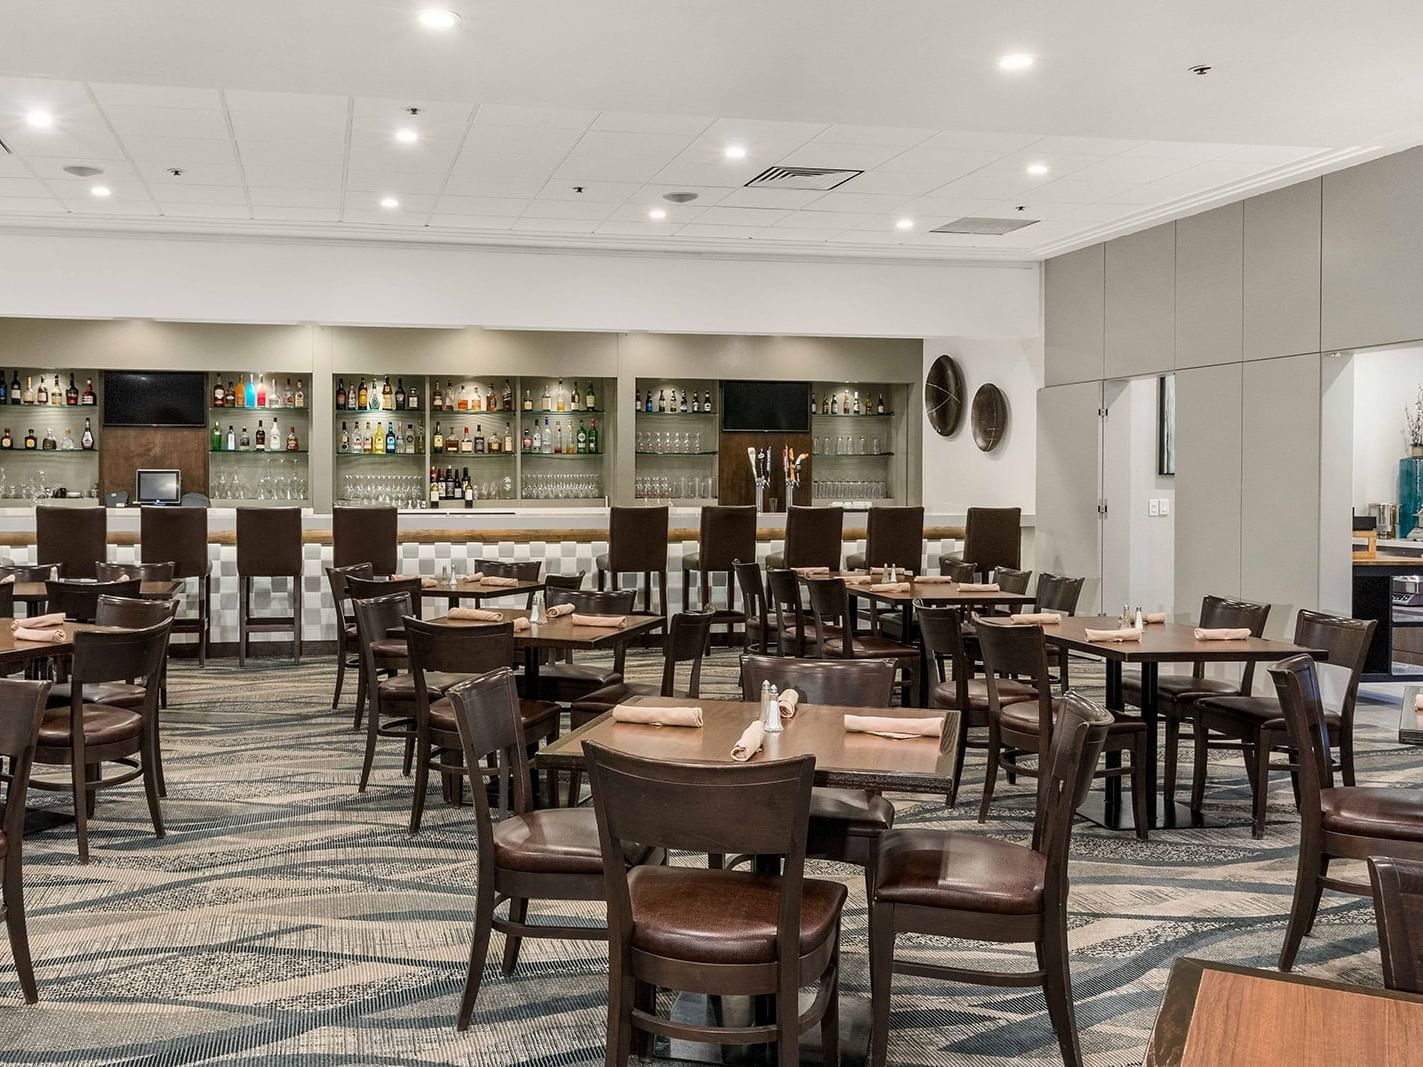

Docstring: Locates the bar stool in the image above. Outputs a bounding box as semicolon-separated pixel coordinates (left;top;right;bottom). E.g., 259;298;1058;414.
36;506;106;579
765;504;844;570
595;505;669;616
846;505;925;572
681;505;756;643
939;506;1020;580
332;505;398;576
141;505;212;666
236;507;304;666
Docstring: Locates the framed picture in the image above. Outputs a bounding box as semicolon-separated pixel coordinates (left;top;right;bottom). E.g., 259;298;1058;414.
1157;373;1176;476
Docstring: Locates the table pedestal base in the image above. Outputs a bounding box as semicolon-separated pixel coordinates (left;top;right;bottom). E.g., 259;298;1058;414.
657;991;870;1065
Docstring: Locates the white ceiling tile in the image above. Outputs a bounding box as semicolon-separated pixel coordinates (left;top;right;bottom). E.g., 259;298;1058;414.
55;197;159;216
876;146;1000;178
103;105;230;140
554;156;665;183
824;230;903;246
450;149;570;177
595;220;680;236
348;176;443;200
351;97;473;123
568;130;698;159
802;191;909;213
632;183;732;207
1015;178;1141;203
3;128;126;160
983;199;1132;222
702;117;828;143
157;201;251;219
924;173;1051;199
777;142;902;170
89;83;224;110
427;214;515;230
813;124;935;147
0;177;53;198
1220;144;1329;164
251;205;340;222
1120;141;1236;162
0;77;93;111
918;130;1045;153
1026;136;1144;156
474;104;596;130
650;161;754;188
897;195;1002;216
51;179;151;200
608;202;705;224
0;197;65;213
0;156;32;178
591;112;714;136
1068;156;1196;183
139;162;245;186
674;136;816;168
32;159;141;183
122;136;238;164
510;217;600;234
516;199;615;221
343;207;429;224
535;179;642;203
851;214;922;233
460;125;585;156
229;111;347;143
223;89;348;116
237;140;345;168
834;171;944;197
774;210;873;229
1170;158;1278;185
695;205;791;227
345;144;458;174
436;195;529;217
241;164;342;189
676;224;765;239
716;187;825;209
249;187;340;208
144;183;248;205
440;174;548;198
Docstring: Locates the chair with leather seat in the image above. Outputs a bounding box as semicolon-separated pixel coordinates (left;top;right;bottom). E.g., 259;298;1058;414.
766;567;821;657
324;563;374;720
1270;654;1423;972
469;558;543;610
681;505;756;643
939;558;977;582
0;565;54;618
346;574;422;731
31;620;171;863
446;669;659;1031
1034;573;1086;689
976;617;1150;840
544;571;586;593
740;654;901;898
1122;594;1271;809
141;505;212;666
94;561;175;584
734;560;774;654
0;678;50;1003
332;505;397;576
868;690;1113;1067
765;504;844;570
845;505;925;573
353;591;423;793
805;577;919;705
35;505;106;580
44;577;143;624
404;616;561;831
0;582;11;622
993;566;1032;594
595;505;669;617
586;741;843;1066
529;587;637;704
1368;855;1423;994
938;506;1020;582
1193;611;1374;838
235;506;304;666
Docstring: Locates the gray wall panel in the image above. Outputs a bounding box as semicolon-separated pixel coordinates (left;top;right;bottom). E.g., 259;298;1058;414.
1174;363;1243;614
1044;245;1105;386
1243;179;1321;361
1035;381;1102;612
1105;224;1175;378
1175;203;1243;369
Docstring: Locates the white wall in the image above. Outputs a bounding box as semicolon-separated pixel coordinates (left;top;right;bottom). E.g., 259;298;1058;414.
1101;376;1174;613
1351;343;1423;515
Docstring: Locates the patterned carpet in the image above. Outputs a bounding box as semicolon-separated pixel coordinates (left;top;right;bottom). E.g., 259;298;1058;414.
0;651;1411;1066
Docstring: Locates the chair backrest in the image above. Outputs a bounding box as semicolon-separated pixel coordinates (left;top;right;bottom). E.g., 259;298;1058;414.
46;578;142;623
739;654;894;706
659;611;716;696
236;507;303;578
346;574;421;603
95;560;175;583
962;507;1021;576
70;620;172;692
544;571;586;592
607;505;669;573
36;506;107;579
940;558;978;582
976;617;1055;743
472;558;543;582
783;505;844;570
864;506;924;573
95;594;179;630
352;592;416;701
544;586;637;614
1196;594;1271;686
405;617;515;728
0;678;52;849
178;492;210;508
699;506;757;571
0;564;57;584
916;602;971;698
332;505;398;575
140;505;210;579
765;568;809;656
1035;690;1113;897
447;669;535;871
586;741;815;969
1267;654;1335;831
1290;610;1377;732
804;578;851;658
0;582;10;620
1035;573;1084;615
325;562;375;624
1369;855;1423;995
733;560;767;645
993;566;1033;595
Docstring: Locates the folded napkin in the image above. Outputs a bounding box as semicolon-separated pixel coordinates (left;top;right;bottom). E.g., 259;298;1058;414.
869;582;912;592
914;575;956;584
14;613;63;631
731;720;765;761
956;583;1001;593
545;603;574;618
1085;627;1143;643
842;574;873;586
1144;612;1168;624
14;626;66;643
448;607;503;622
1194;627;1252;641
793;566;830;577
479;575;521;587
512;617;531;632
0;574;12;585
1414;692;1423;711
571;613;626;628
845;714;943;740
778;688;799;719
460;572;486;584
111;572;132;582
1010;611;1062;625
869;567;914;577
419;576;439;589
612;704;704;727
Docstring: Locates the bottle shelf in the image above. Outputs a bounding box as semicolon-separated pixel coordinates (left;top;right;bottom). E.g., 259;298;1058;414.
0;449;99;456
335;451;424;460
812;411;894;418
512;408;605;417
635;450;719;457
522;452;604;460
334;410;426;419
635;410;716;418
429;452;517;461
814;451;896;458
213;406;310;415
0;405;99;413
211;450;309;456
433;410;525;419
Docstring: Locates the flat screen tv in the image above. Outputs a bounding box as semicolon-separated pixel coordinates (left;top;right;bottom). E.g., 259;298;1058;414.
720;380;811;433
103;371;207;427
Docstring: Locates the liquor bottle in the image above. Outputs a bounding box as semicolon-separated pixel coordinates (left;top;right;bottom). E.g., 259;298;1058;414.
286;426;299;451
530;422;541;452
339;422;350;452
0;376;7;405
254;419;266;451
41;428;55;450
657;389;666;413
679;390;688;413
556;378;566;413
852;390;861;416
33;378;45;405
522;424;533;451
431;380;443;410
810;392;817;415
357;379;369;410
211;421;222;451
385;422;397;454
457;384;469;412
585;380;596;411
460;427;473;454
215;378;228;408
502;378;513;411
522;388;533;412
445;426;457;454
270;417;280;451
226;425;236;451
691;391;700;414
487;425;500;454
257;376;268;409
239;425;251;451
394;378;406;411
48;375;60;406
842;389;851;414
457;469;469;507
877;393;886;415
587;418;599;454
644;389;654;413
60;427;75;450
9;372;20;405
429;469;441;507
404;379;417;409
79;418;94;450
576;420;588;454
541;418;553;454
502;423;514;454
474;423;485;454
381;378;393;412
570;380;581;410
351;424;361;453
0;429;9;449
82;378;96;406
444;380;455;412
432;422;444;452
540;382;551;411
486;382;497;412
284;379;295;407
634;388;641;412
830;393;839;415
404;423;415;454
554;421;565;455
22;429;35;450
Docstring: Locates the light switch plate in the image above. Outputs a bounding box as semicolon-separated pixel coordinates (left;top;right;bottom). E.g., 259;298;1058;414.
1159;497;1170;516
1148;499;1160;517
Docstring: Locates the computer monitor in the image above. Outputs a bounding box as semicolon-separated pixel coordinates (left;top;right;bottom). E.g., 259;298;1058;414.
135;469;182;505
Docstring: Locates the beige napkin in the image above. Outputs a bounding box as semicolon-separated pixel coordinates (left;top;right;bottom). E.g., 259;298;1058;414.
845;714;943;739
842;574;873;586
731;720;765;761
448;607;503;622
14;626;66;643
1085;627;1143;643
956;582;1001;593
457;572;485;584
1195;627;1252;641
0;574;13;585
545;603;574;618
113;572;132;582
1144;612;1168;624
1010;611;1062;625
778;688;799;719
513;617;531;632
914;575;955;584
480;575;521;587
1414;692;1423;711
419;576;439;589
793;566;830;577
869;582;912;593
869;567;914;577
571;613;626;628
14;613;63;631
612;704;704;727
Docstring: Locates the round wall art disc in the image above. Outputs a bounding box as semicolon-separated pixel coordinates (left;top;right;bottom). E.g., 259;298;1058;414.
971;384;1008;452
924;354;965;437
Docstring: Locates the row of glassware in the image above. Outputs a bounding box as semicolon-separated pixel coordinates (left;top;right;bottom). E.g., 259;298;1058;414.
635;430;709;454
634;475;717;500
813;435;883;456
812;479;888;500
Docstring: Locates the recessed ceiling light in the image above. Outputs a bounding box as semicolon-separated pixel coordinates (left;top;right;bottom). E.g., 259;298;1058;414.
25;109;54;129
723;145;747;160
417;9;460;29
1026;162;1050;176
896;218;914;231
997;53;1035;72
380;196;400;209
395;127;419;144
648;208;667;221
90;185;111;199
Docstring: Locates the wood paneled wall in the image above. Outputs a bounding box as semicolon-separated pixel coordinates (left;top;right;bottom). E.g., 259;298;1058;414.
717;432;813;511
99;427;208;501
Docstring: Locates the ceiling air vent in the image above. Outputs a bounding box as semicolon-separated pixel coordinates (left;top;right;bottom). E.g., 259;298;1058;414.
931;216;1039;236
745;166;863;192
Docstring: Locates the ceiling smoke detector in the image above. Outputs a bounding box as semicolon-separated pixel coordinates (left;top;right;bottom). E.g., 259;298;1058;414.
62;165;103;178
662;191;698;204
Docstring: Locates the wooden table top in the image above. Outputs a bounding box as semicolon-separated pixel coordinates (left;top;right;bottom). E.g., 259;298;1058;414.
0;620;132;664
402;576;544;600
13;579;183;602
1038;615;1319;663
430;609;663;650
1145;957;1423;1066
802;571;1036;606
536;696;962;793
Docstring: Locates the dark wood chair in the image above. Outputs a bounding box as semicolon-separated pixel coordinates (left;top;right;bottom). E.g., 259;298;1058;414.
544;571;586;592
766;567;821;657
141;505;211;666
1369;855;1423;994
31;621;171;862
354;591;421;793
734;560;774;654
765;504;844;570
332;505;397;576
469;558;544;610
938;506;1020;581
1194;610;1374;837
940;558;977;581
0;678;51;1003
325;562;375;719
94;561;175;583
993;566;1033;594
346;574;421;731
44;578;142;624
596;505;670;617
977;617;1150;840
869;690;1113;1067
585;741;844;1065
1035;573;1086;689
0;582;12;622
1270;654;1423;971
845;505;925;572
235;506;304;666
681;506;757;628
804;577;919;705
0;564;57;583
404;617;560;830
35;506;106;580
531;587;637;704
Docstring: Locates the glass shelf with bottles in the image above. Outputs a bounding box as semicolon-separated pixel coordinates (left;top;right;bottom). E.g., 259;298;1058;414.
520;471;604;501
210;417;306;454
0;370;99;410
634;383;715;417
210;373;309;414
0;421;100;454
427;466;517;508
810;384;892;418
517;416;602;458
333;375;423;417
512;377;603;418
336;418;426;458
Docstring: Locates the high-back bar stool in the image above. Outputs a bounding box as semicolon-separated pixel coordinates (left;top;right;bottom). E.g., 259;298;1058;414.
332;505;398;576
846;505;925;572
681;505;756;642
595;505;669;616
236;507;304;665
141;505;212;665
939;506;1020;580
765;504;844;570
35;506;106;579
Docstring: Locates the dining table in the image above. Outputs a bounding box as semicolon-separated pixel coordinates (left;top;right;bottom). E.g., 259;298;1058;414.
410;574;545;605
12;579;184;612
1144;957;1423;1066
1040;615;1321;830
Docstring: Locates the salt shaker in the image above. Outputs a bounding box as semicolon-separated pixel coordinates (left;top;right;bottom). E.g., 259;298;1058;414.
765;683;784;733
529;591;544;625
1133;606;1144;631
760;680;772;726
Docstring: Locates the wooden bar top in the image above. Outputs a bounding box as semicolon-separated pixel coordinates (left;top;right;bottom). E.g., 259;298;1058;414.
1354;553;1423;568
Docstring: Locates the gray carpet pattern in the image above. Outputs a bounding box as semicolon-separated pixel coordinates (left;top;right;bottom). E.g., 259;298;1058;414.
0;652;1410;1065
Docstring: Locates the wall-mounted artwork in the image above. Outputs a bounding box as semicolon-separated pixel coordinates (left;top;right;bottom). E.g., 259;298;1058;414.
924;354;965;437
1157;373;1176;476
971;383;1008;452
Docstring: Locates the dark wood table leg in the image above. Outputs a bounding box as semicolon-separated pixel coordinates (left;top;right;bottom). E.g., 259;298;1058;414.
905;602;929;708
1140;661;1159;828
1078;658;1133;832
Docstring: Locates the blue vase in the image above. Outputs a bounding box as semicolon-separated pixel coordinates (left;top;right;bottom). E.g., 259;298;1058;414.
1400;456;1423;537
